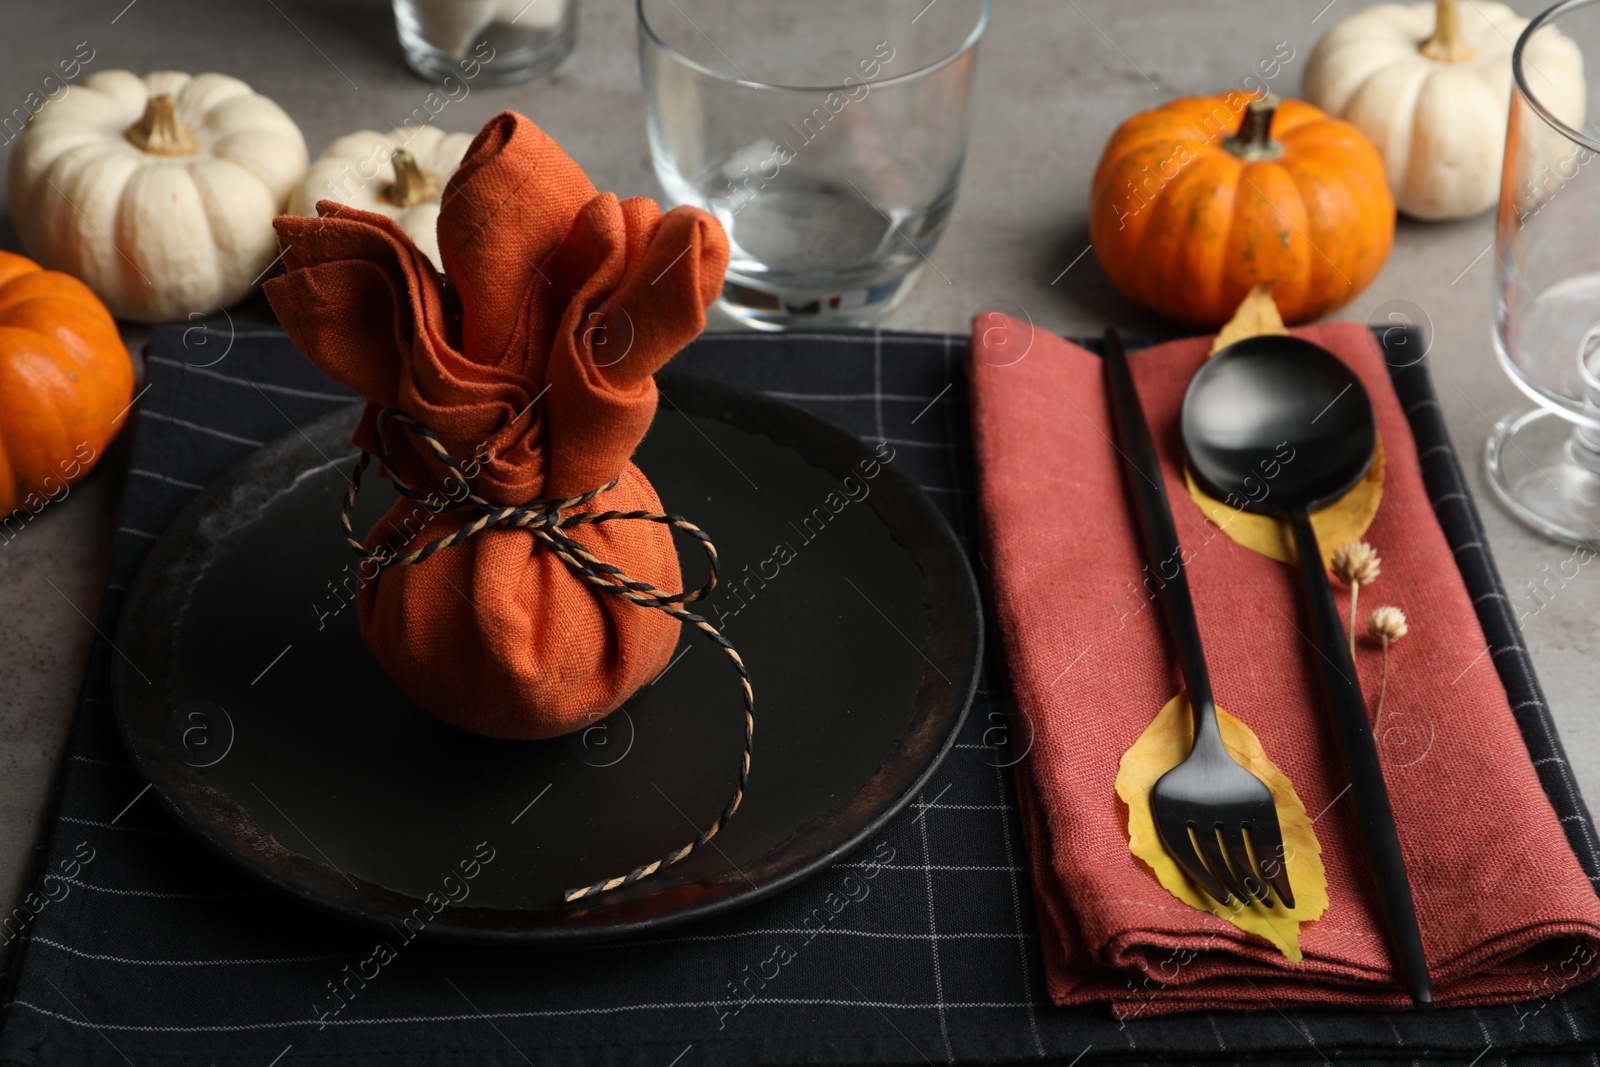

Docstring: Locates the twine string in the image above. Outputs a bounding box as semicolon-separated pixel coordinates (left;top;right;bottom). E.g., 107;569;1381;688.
340;408;752;904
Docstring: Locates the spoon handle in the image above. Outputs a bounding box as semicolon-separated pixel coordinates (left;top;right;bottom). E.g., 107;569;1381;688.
1287;509;1432;1009
1101;330;1220;740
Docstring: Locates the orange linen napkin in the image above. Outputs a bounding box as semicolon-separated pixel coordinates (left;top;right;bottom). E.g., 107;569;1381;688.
969;318;1600;1014
265;112;728;740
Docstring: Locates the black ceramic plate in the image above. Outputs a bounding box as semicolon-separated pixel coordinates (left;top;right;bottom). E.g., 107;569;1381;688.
112;372;981;943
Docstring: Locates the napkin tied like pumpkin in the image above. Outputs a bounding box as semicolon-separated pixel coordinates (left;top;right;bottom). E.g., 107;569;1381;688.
265;111;730;740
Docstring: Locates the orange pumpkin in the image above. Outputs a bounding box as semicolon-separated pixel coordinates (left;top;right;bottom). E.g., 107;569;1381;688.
1089;92;1394;327
0;249;133;516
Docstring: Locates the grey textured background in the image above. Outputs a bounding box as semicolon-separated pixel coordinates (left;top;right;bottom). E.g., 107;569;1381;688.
1;0;1594;923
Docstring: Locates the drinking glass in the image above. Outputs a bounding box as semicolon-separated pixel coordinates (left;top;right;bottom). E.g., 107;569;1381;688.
638;0;988;329
1491;0;1600;545
393;0;578;85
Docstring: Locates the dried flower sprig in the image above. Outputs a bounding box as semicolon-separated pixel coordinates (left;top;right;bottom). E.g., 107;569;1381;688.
1332;541;1381;658
1367;605;1409;730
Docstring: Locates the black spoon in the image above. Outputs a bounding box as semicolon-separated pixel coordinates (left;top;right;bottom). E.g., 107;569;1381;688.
1182;334;1432;1010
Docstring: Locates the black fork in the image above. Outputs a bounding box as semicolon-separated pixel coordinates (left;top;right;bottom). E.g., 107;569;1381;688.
1102;328;1294;909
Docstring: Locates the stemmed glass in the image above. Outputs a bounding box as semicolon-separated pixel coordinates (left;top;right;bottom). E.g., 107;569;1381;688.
1490;0;1600;545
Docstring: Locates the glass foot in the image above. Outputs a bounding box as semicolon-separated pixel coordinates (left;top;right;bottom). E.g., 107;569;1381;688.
1485;406;1600;548
397;16;576;86
715;267;923;331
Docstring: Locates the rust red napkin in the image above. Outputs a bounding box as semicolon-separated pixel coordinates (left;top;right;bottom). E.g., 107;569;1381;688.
969;319;1600;1014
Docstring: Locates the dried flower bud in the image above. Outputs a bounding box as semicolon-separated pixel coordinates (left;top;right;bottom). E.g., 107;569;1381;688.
1332;541;1381;586
1368;605;1408;644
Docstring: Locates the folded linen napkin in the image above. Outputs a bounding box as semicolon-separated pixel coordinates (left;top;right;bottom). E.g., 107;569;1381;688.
969;319;1600;1014
265;111;728;740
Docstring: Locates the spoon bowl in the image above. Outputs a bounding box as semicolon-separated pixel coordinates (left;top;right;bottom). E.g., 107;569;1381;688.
1183;335;1376;514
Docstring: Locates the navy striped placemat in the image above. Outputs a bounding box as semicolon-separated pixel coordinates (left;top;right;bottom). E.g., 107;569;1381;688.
1;324;1595;1067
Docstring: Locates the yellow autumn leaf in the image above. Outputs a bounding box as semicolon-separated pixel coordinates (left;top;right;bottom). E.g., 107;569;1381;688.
1208;283;1288;355
1188;284;1386;568
1116;692;1328;962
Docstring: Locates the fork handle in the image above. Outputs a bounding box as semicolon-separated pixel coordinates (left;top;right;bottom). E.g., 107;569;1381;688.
1102;330;1221;743
1287;509;1432;1008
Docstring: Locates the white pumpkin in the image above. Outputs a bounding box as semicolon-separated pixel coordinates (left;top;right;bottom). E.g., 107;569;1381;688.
7;70;308;322
287;127;474;272
1304;0;1585;220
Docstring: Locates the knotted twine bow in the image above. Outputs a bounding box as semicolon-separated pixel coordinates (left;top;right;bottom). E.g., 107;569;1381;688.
340;408;753;904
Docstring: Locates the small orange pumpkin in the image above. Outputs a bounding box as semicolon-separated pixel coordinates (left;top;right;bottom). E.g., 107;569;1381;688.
0;249;133;516
1089;92;1394;327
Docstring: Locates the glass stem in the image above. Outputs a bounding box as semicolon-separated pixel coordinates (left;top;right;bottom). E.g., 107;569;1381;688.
1573;339;1600;475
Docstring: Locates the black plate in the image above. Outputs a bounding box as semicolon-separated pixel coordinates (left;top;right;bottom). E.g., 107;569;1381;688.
112;372;981;943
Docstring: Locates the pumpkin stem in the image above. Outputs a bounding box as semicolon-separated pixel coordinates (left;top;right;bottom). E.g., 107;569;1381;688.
123;94;198;157
1222;93;1284;162
1420;0;1477;63
382;150;441;208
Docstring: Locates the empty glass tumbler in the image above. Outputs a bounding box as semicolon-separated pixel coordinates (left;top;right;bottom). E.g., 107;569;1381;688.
393;0;578;85
1491;0;1600;545
638;0;988;329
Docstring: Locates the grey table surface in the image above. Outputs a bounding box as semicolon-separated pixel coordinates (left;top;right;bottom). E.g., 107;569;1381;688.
0;0;1594;924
